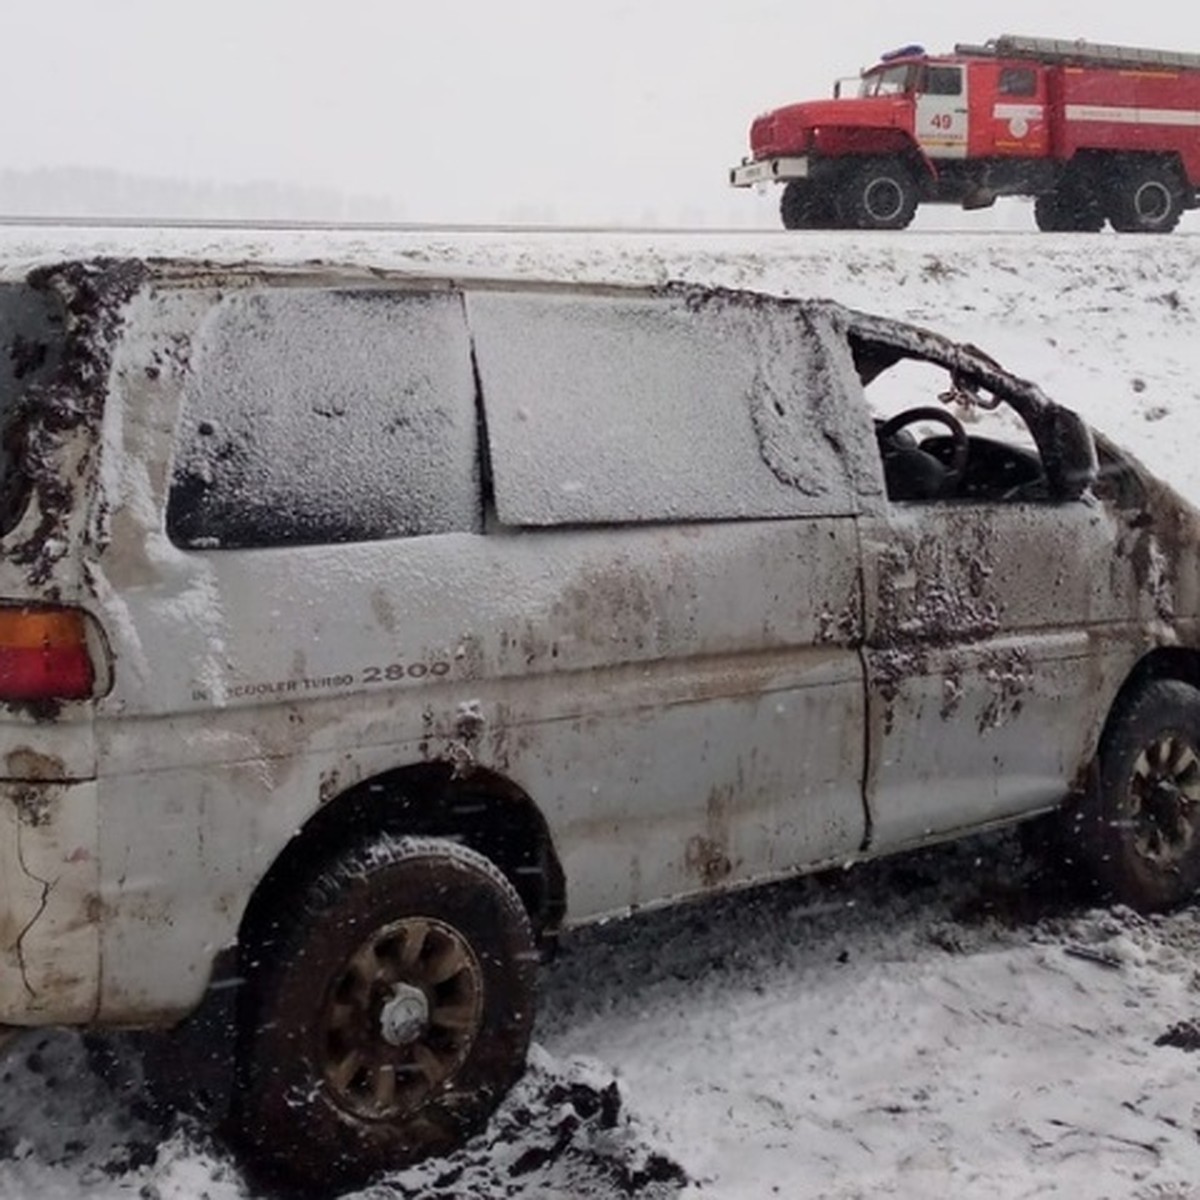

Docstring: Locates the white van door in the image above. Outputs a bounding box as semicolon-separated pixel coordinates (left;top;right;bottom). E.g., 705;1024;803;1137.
466;287;879;916
859;500;1127;850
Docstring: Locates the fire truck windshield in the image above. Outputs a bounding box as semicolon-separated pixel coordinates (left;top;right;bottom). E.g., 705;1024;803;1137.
859;64;913;97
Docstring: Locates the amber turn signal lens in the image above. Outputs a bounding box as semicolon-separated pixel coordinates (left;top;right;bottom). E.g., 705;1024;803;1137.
0;606;95;702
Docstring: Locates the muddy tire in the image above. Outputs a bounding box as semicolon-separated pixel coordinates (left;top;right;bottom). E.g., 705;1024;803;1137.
1068;680;1200;911
233;835;537;1192
1106;160;1184;233
836;158;918;230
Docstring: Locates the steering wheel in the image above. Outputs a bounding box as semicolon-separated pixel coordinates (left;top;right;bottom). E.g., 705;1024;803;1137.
877;406;969;495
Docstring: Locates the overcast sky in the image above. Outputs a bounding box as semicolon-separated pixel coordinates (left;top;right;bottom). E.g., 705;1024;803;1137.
6;1;1200;225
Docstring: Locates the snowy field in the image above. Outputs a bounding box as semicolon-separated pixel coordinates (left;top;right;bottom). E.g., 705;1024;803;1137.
1;221;1199;1199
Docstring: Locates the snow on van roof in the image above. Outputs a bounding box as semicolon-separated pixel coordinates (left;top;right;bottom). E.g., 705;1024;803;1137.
2;223;1197;501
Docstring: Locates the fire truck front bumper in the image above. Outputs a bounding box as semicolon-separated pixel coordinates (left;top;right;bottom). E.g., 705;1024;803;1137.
729;156;810;187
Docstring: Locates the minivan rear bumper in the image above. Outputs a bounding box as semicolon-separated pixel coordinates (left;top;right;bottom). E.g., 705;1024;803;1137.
0;778;99;1024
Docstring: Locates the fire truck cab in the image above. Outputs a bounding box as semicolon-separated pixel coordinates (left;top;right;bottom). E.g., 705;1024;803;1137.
730;34;1200;233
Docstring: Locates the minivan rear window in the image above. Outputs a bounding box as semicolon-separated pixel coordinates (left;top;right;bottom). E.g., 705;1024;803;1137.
0;283;65;536
167;288;481;550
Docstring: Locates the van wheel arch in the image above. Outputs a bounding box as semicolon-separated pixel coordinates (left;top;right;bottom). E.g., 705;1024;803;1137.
1067;678;1200;910
1104;649;1200;722
238;762;566;959
1027;648;1200;905
1065;648;1200;797
230;766;562;1185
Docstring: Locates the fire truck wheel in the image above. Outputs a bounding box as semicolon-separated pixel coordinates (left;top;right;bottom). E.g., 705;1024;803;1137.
837;158;918;230
1033;191;1105;233
1107;161;1184;234
780;180;837;230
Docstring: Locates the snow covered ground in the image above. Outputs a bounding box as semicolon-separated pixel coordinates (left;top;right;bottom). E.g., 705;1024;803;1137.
1;221;1199;1199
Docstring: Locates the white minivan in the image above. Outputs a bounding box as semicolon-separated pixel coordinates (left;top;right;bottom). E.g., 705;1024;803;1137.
0;256;1197;1190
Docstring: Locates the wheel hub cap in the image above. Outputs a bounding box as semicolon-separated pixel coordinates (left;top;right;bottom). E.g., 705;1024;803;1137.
379;983;429;1046
1130;734;1200;867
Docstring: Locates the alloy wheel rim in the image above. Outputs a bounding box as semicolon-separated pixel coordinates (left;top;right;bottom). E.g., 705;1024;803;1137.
319;916;484;1120
1128;733;1200;868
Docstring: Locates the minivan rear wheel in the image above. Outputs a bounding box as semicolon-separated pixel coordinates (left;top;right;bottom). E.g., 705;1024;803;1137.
1069;680;1200;911
233;835;537;1191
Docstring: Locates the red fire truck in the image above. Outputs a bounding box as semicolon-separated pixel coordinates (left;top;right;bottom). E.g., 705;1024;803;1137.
729;34;1200;232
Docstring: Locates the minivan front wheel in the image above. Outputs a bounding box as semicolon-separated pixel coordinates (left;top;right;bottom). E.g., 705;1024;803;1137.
234;835;537;1191
1072;680;1200;911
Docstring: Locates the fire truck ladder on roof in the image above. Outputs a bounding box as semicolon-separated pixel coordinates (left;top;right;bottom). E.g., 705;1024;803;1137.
954;34;1200;72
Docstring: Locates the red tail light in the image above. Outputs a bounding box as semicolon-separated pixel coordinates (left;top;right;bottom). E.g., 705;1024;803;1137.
0;606;96;702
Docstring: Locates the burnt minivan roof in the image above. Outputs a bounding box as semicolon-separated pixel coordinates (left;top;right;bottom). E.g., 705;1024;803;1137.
0;256;1075;396
11;255;1080;411
11;256;1098;501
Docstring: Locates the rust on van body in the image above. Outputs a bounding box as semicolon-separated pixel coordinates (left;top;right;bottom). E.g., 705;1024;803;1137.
10;783;58;828
4;749;68;782
5;750;72;829
686;782;737;887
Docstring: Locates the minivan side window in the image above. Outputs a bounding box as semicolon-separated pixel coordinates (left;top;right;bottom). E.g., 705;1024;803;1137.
859;350;1051;504
167;288;480;549
0;283;65;536
468;290;882;526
